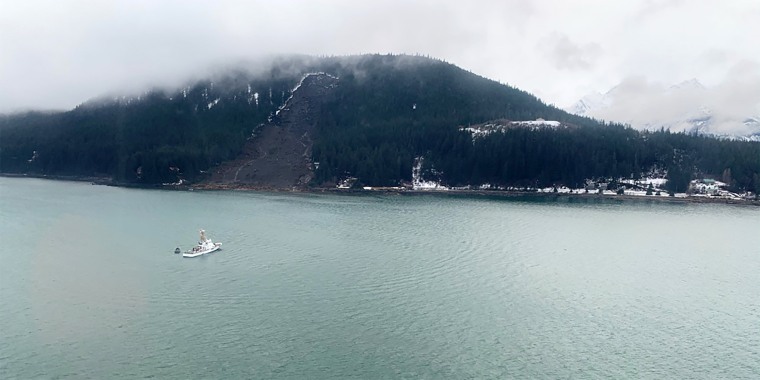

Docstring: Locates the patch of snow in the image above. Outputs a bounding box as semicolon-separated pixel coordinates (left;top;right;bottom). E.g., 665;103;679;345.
337;177;357;189
162;179;185;186
538;186;574;193
626;190;648;196
412;156;447;190
414;181;448;190
207;98;220;109
461;126;498;139
461;119;563;140
637;178;668;186
512;119;561;127
712;180;727;187
688;179;744;199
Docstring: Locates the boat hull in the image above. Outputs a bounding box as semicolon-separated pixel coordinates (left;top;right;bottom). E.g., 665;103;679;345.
182;243;222;258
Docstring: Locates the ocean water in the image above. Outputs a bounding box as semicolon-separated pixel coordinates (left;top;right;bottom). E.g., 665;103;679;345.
1;177;759;379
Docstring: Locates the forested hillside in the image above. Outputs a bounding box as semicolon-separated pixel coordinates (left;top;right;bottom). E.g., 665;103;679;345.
0;71;291;183
1;54;759;192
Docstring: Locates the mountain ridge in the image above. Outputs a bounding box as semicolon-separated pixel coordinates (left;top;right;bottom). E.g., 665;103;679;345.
1;54;759;193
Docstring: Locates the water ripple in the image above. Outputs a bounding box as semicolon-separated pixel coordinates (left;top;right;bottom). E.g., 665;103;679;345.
2;179;760;378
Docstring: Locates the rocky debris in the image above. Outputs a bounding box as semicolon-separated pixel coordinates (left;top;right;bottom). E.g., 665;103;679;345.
203;73;338;190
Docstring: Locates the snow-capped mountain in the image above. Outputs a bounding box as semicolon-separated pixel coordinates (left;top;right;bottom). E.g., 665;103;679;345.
566;91;609;116
567;79;760;141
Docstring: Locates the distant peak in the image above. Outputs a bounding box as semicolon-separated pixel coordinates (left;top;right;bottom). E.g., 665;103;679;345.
668;78;705;91
566;91;606;115
566;77;760;138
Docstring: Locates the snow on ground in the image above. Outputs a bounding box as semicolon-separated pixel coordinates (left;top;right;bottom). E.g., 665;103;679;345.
634;177;668;187
461;119;563;140
336;177;356;189
413;181;448;190
365;160;756;200
412;156;448;190
689;179;744;198
625;190;650;197
512;119;561;127
461;126;498;139
207;98;220;109
162;178;185;186
538;186;573;193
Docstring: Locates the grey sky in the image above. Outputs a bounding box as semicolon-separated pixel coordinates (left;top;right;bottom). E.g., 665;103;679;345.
1;0;758;118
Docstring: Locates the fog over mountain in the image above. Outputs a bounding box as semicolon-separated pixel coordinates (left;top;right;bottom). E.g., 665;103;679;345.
1;1;758;115
567;67;760;138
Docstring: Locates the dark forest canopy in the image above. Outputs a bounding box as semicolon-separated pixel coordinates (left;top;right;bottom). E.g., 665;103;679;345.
1;54;759;192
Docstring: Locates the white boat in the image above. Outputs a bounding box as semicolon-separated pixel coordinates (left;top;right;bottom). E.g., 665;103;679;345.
183;229;222;258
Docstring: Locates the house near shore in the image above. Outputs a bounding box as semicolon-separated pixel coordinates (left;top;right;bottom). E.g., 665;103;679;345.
585;180;608;191
690;179;727;196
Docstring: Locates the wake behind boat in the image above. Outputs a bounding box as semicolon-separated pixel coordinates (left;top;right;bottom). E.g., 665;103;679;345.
183;229;222;258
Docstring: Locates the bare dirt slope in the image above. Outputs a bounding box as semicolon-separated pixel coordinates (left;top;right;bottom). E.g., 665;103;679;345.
202;73;338;190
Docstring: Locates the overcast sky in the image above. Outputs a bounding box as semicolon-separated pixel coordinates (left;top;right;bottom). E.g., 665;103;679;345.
1;0;759;121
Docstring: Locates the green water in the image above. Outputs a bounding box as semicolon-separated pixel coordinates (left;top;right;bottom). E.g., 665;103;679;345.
1;177;759;378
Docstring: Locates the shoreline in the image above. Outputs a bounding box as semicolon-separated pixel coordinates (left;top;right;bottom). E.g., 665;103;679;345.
0;172;165;188
3;173;759;207
185;181;760;207
327;187;760;206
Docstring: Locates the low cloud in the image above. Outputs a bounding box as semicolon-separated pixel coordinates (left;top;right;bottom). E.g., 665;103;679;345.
587;62;760;135
0;0;538;113
636;0;685;20
539;32;602;71
0;1;757;115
